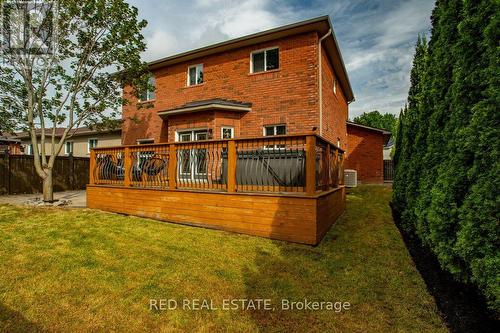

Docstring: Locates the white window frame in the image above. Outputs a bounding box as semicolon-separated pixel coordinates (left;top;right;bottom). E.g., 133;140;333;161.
187;64;204;86
64;141;74;155
87;138;98;153
263;124;286;136
138;76;156;102
263;124;286;149
221;126;234;139
250;46;279;73
27;144;33;155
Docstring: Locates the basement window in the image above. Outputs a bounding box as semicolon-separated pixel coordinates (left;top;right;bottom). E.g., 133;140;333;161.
251;47;279;73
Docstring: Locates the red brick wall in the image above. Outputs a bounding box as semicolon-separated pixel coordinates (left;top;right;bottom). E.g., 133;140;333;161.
321;47;348;149
121;31;349;146
345;125;385;184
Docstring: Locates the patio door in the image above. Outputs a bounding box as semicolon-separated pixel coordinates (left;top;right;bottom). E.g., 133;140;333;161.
177;130;208;181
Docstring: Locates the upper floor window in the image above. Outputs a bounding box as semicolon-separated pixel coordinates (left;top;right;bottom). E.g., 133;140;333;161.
65;141;73;155
251;47;279;73
139;76;156;102
88;138;98;153
188;64;204;86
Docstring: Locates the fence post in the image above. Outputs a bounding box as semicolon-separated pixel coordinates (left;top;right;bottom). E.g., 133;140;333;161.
168;144;177;190
68;153;74;190
123;147;132;187
89;149;95;185
3;152;10;194
227;140;237;192
305;135;316;195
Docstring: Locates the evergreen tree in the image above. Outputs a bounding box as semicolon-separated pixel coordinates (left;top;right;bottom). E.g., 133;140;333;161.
452;0;499;311
393;35;428;230
413;0;463;244
394;0;500;311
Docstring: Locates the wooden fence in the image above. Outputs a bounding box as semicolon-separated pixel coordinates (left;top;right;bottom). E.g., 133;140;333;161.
384;160;394;182
0;154;89;195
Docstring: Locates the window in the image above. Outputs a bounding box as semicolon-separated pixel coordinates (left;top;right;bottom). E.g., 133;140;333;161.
65;141;73;155
188;64;203;86
333;79;337;95
263;124;286;149
27;144;33;155
221;127;234;139
264;124;286;136
88;138;98;153
139;76;156;102
251;47;279;73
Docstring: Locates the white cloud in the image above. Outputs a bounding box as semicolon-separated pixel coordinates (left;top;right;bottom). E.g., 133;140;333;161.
143;30;179;62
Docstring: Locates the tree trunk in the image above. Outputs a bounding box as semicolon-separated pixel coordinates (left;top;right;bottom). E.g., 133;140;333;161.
42;168;54;202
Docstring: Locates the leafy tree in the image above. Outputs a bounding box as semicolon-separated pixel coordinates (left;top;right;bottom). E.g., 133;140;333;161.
352;110;397;135
0;0;149;201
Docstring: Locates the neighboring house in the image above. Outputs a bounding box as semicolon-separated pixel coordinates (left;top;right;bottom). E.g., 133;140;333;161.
0;137;22;154
345;122;391;184
383;137;394;160
121;16;354;150
11;127;121;158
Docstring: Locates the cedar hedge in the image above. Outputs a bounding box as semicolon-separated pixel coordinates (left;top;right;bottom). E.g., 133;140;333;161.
393;0;499;313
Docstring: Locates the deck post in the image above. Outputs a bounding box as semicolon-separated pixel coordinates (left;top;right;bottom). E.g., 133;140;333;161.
89;149;95;185
305;135;316;195
227;140;237;192
168;144;177;190
123;147;132;187
324;144;331;189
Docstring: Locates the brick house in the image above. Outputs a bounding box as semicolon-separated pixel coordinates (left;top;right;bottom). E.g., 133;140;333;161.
121;16;354;150
345;122;391;184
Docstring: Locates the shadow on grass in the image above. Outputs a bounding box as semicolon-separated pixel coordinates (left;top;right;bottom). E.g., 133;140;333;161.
390;203;499;333
0;303;47;333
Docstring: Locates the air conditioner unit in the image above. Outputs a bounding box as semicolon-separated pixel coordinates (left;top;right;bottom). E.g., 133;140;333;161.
344;169;357;188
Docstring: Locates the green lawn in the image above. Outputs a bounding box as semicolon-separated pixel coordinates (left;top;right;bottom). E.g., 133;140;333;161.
0;186;446;332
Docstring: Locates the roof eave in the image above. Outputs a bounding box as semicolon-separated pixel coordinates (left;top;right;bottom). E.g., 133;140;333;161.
158;104;252;117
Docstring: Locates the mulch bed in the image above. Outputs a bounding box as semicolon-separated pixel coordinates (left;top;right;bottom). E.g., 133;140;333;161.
390;203;499;333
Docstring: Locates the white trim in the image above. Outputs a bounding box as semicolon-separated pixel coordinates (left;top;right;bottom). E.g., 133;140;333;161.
87;138;98;153
221;126;234;139
333;78;337;95
187;63;204;86
64;141;74;155
250;46;279;73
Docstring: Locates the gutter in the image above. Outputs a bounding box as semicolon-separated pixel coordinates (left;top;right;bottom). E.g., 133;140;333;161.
318;29;332;136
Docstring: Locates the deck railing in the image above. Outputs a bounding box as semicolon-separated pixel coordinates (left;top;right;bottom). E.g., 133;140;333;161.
89;134;344;195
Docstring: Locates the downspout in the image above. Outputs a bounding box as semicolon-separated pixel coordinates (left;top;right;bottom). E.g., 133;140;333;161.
318;29;332;137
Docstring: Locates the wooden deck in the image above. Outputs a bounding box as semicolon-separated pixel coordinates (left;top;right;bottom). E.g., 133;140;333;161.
86;134;346;245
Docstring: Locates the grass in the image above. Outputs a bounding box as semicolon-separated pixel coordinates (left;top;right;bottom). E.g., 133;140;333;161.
0;185;446;332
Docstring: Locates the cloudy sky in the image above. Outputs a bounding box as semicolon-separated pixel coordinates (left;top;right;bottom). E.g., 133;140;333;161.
128;0;435;118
